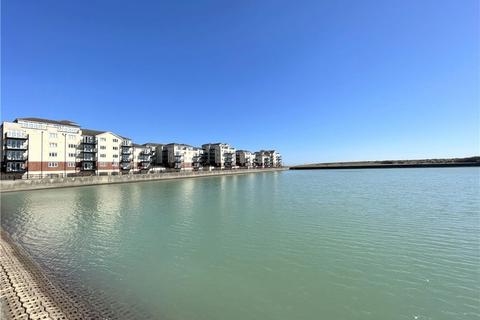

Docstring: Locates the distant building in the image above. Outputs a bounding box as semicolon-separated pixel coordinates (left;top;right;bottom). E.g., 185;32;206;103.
202;143;236;168
255;150;282;168
236;150;256;168
164;143;202;170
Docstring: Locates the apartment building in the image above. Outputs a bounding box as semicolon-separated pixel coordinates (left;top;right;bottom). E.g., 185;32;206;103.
142;143;165;167
1;117;282;177
236;150;256;168
80;129;131;175
1;118;82;177
132;144;154;172
163;143;203;170
202;143;236;168
264;150;282;167
254;150;282;168
254;151;270;168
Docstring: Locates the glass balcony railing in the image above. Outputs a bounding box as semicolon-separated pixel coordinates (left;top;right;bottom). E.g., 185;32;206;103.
5;131;28;139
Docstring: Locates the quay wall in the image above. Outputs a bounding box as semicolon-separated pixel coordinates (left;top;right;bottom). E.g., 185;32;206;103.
0;168;287;192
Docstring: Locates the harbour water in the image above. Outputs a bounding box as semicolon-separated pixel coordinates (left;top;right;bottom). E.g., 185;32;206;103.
1;168;479;320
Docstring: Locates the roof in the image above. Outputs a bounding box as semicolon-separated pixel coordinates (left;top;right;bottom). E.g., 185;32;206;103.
132;143;143;147
81;128;106;136
143;143;164;147
166;143;195;148
15;117;80;127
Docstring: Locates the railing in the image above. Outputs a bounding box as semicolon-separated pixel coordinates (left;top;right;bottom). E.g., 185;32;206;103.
5;131;28;139
5;143;28;150
121;141;132;147
82;147;96;153
82;137;96;144
6;153;28;161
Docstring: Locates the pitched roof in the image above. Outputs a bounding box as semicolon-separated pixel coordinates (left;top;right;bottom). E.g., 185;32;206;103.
15;117;80;127
81;128;106;136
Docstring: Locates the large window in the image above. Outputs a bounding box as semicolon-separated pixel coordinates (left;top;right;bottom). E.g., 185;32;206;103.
49;133;58;139
48;162;58;168
49;152;57;157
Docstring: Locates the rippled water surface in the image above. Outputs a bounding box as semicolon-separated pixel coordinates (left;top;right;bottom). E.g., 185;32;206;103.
1;168;479;320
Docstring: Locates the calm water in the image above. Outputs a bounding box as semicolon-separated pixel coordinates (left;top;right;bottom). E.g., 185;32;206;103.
1;168;479;320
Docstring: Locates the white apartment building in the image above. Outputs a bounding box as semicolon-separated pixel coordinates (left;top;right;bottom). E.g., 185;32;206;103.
1;117;282;177
132;144;154;172
1;118;82;177
202;143;236;168
80;129;133;175
236;150;256;168
255;150;282;168
254;151;270;168
164;143;203;170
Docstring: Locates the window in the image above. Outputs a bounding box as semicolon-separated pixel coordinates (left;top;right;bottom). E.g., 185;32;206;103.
67;162;76;167
68;144;76;148
113;154;118;158
100;154;106;158
49;143;57;148
100;137;106;142
113;146;118;150
68;153;76;158
49;152;57;157
113;138;118;143
68;134;76;140
49;133;58;139
48;162;58;168
100;146;106;150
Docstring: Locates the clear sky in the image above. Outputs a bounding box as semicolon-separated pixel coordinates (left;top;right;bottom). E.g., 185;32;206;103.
2;0;479;165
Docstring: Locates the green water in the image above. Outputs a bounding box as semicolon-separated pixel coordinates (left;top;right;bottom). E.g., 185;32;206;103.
1;168;479;320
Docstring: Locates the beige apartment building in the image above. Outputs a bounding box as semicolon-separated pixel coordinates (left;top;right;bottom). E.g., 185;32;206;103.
254;150;282;168
82;129;133;175
1;117;281;177
164;143;203;170
1;118;82;177
202;143;236;168
236;150;256;168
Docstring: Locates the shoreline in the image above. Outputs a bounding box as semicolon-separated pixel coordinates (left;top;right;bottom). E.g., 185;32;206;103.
290;162;480;170
0;167;287;193
0;230;93;319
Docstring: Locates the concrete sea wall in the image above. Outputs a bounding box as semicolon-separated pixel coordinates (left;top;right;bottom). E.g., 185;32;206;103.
0;168;287;192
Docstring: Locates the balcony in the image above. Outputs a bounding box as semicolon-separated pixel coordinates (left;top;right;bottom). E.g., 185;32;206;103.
121;140;132;147
81;155;95;161
82;147;96;153
120;163;131;170
5;152;28;161
5;142;28;150
6;163;26;172
82;137;96;145
120;157;131;163
121;149;132;155
5;131;28;139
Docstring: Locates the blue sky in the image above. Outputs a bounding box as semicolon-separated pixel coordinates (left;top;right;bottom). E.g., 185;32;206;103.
2;0;479;165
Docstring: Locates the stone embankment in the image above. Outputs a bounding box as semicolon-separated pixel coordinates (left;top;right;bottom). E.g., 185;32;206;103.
0;232;92;320
0;168;287;193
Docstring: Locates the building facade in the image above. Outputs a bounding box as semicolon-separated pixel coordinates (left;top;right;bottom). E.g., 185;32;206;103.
1;117;282;177
202;143;236;168
163;143;203;170
1;118;82;178
236;150;256;168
